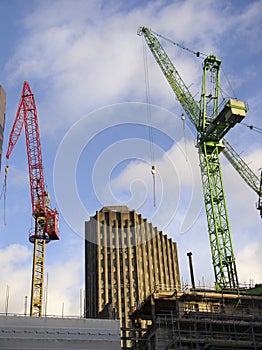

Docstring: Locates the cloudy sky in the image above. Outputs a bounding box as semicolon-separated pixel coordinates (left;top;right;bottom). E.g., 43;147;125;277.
0;0;261;316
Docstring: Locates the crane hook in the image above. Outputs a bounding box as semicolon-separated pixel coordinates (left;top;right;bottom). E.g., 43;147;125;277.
151;165;156;207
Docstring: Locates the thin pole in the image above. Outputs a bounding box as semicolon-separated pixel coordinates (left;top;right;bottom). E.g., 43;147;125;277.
0;166;8;225
5;285;9;315
187;252;196;290
80;289;82;318
181;114;188;162
24;295;28;316
44;272;48;316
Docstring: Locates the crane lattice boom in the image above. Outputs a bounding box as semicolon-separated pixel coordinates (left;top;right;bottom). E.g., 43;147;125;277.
137;26;201;130
6;82;46;216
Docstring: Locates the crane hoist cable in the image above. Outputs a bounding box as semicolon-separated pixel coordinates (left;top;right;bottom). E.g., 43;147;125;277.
0;165;8;225
221;66;237;100
142;36;156;207
181;113;188;162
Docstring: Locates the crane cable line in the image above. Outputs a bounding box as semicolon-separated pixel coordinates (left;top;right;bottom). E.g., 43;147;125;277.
142;38;155;163
151;29;207;59
142;37;156;207
0;165;8;225
181;113;188;162
221;66;237;100
152;31;195;164
241;122;262;135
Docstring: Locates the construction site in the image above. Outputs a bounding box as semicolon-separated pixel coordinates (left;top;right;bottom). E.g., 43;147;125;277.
0;23;261;350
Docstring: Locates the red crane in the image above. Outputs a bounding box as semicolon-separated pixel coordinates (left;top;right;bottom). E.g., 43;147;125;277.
6;81;59;316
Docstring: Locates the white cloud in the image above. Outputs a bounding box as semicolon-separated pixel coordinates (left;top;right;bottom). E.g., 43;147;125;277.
0;243;83;316
110;138;203;234
45;257;83;316
0;244;31;314
6;164;28;189
7;0;261;134
237;242;262;285
0;243;31;267
231;0;262;51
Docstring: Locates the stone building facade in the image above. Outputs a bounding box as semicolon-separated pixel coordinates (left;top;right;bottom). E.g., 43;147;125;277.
85;206;180;347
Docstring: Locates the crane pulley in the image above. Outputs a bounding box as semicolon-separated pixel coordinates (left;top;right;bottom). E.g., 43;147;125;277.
138;26;261;291
6;81;59;316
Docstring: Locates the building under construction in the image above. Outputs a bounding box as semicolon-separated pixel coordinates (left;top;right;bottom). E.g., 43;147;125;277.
130;285;262;349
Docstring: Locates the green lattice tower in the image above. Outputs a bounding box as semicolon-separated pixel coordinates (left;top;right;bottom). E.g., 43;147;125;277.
198;56;238;290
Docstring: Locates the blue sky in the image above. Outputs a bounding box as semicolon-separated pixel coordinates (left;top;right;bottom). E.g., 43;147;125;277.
0;0;261;316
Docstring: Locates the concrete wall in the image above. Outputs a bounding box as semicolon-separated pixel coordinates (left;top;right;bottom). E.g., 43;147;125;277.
0;316;120;349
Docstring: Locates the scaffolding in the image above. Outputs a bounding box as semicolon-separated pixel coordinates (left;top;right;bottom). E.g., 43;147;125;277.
167;312;262;349
128;286;262;350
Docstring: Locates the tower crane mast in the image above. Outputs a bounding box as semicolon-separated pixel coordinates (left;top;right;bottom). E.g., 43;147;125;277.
138;27;261;290
6;81;59;316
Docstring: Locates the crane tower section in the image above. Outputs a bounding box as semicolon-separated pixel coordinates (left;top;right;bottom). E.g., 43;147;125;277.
6;81;59;316
198;55;247;290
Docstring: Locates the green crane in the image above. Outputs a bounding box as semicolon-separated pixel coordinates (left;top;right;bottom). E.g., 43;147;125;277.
138;26;261;291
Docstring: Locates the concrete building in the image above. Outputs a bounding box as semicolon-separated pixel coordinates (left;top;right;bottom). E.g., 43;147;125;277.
85;206;180;348
0;315;120;349
0;85;6;172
